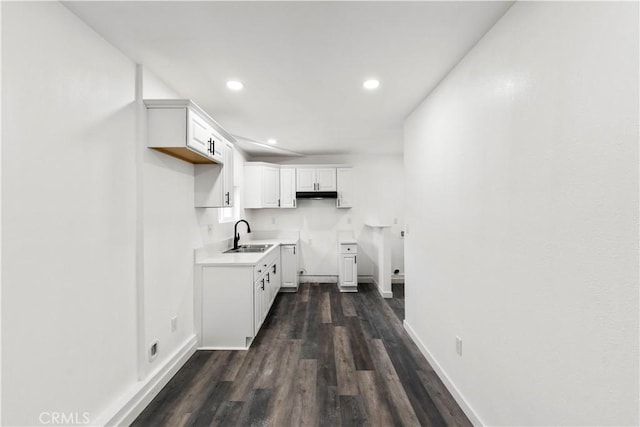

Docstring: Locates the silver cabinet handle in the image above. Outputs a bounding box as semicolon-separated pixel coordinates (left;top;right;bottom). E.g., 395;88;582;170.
293;199;296;207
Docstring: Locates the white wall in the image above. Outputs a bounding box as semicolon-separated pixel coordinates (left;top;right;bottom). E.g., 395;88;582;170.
404;2;639;425
140;69;201;376
1;3;248;424
2;2;138;425
248;154;404;279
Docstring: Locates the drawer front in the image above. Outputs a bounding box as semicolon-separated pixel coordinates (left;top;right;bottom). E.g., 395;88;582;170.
340;243;357;254
253;250;278;278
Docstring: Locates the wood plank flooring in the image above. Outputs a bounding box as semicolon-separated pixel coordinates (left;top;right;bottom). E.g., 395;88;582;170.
132;283;471;427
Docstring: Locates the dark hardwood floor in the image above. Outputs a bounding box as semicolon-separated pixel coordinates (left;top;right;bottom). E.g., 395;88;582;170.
132;283;471;427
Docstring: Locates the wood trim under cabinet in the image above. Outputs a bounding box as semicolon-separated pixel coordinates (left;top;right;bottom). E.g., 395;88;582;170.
152;147;215;164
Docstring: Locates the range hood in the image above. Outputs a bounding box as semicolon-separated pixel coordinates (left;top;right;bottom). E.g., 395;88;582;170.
296;191;338;199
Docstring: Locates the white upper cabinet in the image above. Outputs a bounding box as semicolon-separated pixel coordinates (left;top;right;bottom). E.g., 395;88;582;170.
280;167;297;208
244;163;280;209
194;141;234;208
222;141;234;206
146;99;230;164
336;167;354;208
296;168;316;192
263;166;280;208
296;167;336;192
316;168;337;191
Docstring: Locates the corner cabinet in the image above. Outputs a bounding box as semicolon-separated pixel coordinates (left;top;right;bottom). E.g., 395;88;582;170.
336;167;354;208
145;99;233;164
244;163;280;208
195;141;234;207
200;249;281;349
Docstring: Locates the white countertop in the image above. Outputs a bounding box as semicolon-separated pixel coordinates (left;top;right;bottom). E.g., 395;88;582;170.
339;238;358;244
195;238;298;266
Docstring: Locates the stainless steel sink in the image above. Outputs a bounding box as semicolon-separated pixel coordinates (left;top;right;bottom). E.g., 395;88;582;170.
240;244;272;250
223;244;272;254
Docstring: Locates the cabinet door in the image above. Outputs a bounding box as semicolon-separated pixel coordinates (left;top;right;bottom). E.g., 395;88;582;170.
316;168;337;191
336;168;353;208
280;168;297;208
296;168;316;192
188;111;213;156
270;260;281;300
254;278;264;333
263;167;280;208
223;142;234;206
265;270;272;308
340;254;357;287
194;163;224;207
210;129;225;161
280;245;298;289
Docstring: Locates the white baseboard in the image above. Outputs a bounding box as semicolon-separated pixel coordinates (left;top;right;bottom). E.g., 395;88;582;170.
358;275;374;284
372;277;393;299
96;335;198;427
391;274;405;284
403;321;484;427
299;275;338;283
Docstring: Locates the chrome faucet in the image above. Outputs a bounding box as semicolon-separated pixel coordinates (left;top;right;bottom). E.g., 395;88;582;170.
233;219;252;249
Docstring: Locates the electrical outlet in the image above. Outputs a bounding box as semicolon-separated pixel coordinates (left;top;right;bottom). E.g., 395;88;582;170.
149;341;159;361
207;225;213;235
400;230;405;238
456;336;462;356
271;217;276;225
171;316;177;332
393;217;398;225
347;217;351;225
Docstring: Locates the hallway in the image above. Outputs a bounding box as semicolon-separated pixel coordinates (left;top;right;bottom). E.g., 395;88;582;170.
133;283;470;426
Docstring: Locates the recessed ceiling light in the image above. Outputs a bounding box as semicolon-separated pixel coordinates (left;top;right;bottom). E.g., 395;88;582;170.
363;79;380;90
267;138;277;145
226;80;244;91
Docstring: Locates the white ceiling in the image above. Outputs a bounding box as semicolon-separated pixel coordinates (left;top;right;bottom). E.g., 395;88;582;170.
65;1;513;156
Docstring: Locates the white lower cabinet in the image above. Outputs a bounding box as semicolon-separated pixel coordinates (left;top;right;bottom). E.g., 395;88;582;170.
200;249;281;349
338;243;358;292
280;244;299;291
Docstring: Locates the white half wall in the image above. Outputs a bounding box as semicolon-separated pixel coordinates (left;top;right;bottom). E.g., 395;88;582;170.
404;2;639;425
2;2;138;425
